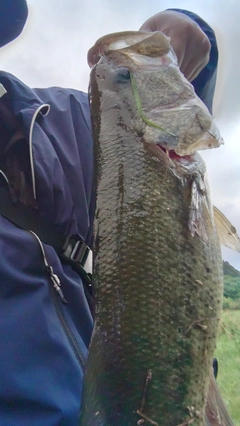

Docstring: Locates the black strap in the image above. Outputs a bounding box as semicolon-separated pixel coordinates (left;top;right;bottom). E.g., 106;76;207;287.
0;179;93;304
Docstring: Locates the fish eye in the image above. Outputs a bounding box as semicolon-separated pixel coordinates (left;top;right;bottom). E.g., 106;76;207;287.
116;67;131;83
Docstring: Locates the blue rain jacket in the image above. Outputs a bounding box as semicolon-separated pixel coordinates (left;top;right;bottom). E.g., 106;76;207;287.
0;74;94;426
169;8;219;114
0;10;218;426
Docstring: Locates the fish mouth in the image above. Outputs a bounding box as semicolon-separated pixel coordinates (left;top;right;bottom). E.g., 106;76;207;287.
158;146;190;161
147;142;195;168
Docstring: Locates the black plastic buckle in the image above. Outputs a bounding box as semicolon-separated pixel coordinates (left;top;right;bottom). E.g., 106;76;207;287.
62;236;90;268
61;236;93;301
61;236;93;287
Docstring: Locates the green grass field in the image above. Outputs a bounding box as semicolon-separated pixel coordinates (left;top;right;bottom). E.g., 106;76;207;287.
214;310;240;425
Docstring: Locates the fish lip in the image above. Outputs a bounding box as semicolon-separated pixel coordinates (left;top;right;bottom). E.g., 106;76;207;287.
157;145;193;161
146;142;195;167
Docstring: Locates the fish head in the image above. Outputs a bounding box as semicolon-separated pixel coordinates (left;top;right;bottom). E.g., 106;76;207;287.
88;31;223;157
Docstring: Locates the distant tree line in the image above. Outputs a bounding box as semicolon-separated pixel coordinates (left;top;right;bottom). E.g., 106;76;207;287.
223;261;240;310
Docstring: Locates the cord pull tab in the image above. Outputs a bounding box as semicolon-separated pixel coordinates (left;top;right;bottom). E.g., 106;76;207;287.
29;230;68;304
47;265;68;305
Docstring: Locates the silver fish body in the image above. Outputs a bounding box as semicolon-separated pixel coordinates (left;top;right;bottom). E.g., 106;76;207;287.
80;31;223;426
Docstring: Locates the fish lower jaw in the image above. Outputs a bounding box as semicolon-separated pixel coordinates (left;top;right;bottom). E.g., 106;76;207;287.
158;145;192;161
146;142;194;167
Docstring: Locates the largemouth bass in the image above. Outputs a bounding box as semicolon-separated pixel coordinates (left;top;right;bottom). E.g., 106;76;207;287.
80;31;225;426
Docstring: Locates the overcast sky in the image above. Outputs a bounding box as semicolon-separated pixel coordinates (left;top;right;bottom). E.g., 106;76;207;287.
1;0;239;269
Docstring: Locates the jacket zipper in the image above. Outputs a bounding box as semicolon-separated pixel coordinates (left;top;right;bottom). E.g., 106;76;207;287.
50;284;86;371
29;230;87;371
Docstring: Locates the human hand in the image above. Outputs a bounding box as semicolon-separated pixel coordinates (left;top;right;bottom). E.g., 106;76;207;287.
139;10;211;82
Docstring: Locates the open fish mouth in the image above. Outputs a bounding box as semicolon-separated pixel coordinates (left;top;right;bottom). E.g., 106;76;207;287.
146;142;197;170
158;145;191;162
142;114;224;157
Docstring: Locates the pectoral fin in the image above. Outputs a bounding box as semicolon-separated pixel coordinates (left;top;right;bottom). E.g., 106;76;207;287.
188;173;213;242
213;206;240;252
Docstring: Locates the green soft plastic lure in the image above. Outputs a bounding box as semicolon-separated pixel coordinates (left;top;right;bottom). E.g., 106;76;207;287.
130;71;176;137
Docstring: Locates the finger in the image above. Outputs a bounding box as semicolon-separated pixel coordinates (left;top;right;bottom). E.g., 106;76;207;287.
186;62;208;82
168;37;185;68
180;49;210;81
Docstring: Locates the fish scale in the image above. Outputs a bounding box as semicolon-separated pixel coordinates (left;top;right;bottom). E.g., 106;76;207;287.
80;31;223;426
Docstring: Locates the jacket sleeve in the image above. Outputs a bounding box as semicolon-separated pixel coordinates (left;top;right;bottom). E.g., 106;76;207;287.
167;9;219;114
